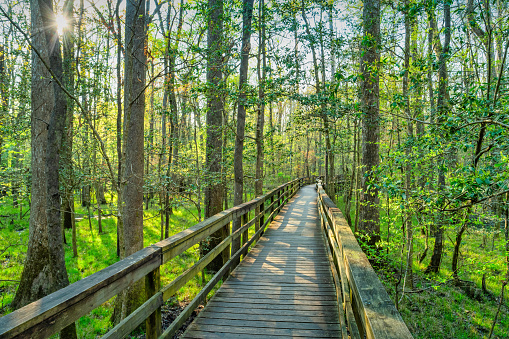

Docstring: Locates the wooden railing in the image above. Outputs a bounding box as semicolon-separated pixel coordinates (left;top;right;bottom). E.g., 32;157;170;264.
0;178;306;339
316;182;413;339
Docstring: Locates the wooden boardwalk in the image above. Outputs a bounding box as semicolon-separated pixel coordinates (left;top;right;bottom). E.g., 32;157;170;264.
183;185;341;338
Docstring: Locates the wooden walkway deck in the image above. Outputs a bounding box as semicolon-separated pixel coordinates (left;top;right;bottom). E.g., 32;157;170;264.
183;185;341;338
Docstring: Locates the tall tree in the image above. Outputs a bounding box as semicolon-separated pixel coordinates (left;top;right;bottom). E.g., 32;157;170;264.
61;0;77;257
358;0;381;246
118;0;147;320
13;1;77;337
203;0;226;272
232;0;255;261
425;1;450;273
402;1;414;289
255;0;266;199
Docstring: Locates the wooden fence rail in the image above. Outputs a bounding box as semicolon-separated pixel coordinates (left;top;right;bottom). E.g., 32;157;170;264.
316;181;413;339
0;178;306;339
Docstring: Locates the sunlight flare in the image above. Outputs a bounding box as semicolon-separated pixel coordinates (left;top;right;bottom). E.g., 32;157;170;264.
55;13;68;35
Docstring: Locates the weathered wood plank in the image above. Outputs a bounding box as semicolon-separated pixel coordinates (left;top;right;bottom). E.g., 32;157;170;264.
0;180;304;339
201;306;339;320
204;300;335;312
218;287;336;296
214;292;338;301
221;282;335;292
190;317;340;331
227;275;333;284
185;323;340;338
184;330;312;339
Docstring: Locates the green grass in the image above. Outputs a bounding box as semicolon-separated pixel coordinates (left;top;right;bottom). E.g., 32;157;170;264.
0;195;220;337
335;195;508;339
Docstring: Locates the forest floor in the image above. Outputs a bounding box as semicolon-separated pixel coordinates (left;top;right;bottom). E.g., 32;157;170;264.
336;197;509;339
0;195;216;338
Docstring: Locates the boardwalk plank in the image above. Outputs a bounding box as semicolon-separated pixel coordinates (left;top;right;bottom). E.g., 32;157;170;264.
184;330;323;339
187;323;340;338
202;305;339;319
214;291;338;301
192;317;340;331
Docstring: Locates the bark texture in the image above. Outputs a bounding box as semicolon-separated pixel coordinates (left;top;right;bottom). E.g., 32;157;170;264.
203;0;225;272
12;0;54;310
426;2;450;274
15;2;77;337
358;0;381;246
62;0;77;258
232;0;255;261
118;0;146;320
255;0;266;199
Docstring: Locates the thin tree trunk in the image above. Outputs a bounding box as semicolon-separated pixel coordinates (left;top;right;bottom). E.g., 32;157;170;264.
255;0;266;199
114;0;123;259
118;0;146;321
358;0;381;246
203;0;225;272
426;2;450;273
403;4;414;290
62;0;75;241
232;0;255;265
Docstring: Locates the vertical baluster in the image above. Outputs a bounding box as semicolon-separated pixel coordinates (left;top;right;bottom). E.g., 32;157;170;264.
145;267;161;338
222;221;231;278
259;198;266;239
241;212;249;256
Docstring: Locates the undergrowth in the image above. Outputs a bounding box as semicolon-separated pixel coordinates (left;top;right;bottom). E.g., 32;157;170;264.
336;196;508;339
0;194;219;338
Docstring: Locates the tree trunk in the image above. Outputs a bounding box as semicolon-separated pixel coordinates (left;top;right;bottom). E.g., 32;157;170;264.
14;2;78;337
255;0;266;199
12;0;55;310
426;1;450;274
402;4;414;290
61;0;75;236
203;0;225;272
118;0;146;321
232;0;255;265
358;0;381;247
114;0;123;259
452;220;468;282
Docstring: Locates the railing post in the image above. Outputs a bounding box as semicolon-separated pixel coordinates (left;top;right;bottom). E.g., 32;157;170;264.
255;203;260;233
145;267;161;338
222;221;231;278
241;212;249;254
281;187;284;207
270;194;275;222
259;198;265;237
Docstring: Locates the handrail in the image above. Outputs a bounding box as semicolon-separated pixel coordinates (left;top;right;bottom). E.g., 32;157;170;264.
0;178;308;339
316;181;413;339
